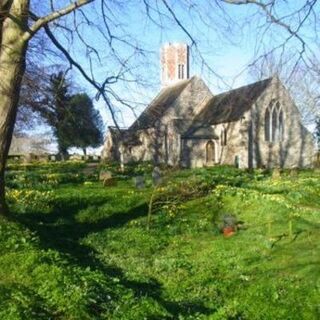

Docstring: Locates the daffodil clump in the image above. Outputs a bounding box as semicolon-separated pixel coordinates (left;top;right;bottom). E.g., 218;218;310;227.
6;189;55;213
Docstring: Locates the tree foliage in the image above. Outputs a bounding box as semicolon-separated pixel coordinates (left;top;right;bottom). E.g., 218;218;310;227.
1;0;320;215
41;72;71;157
37;72;104;156
64;93;104;155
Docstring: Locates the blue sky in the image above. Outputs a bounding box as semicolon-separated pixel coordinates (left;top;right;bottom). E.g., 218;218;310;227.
33;0;319;153
65;0;260;128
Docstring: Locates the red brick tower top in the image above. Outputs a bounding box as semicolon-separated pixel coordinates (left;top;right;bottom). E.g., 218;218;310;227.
160;43;190;87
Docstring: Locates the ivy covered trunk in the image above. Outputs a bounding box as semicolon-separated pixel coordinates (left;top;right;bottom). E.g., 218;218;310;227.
0;0;29;215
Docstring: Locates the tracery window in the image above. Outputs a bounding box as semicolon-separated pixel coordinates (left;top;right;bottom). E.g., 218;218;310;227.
265;100;284;142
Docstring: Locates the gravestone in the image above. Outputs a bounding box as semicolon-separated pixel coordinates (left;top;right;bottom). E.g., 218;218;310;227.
99;170;112;181
133;176;145;189
152;166;162;186
39;154;49;162
99;170;116;187
234;155;241;169
70;154;83;161
103;177;117;187
272;167;281;179
23;153;37;163
289;167;298;177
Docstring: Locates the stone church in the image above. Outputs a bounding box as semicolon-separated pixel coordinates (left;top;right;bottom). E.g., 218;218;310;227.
102;43;315;168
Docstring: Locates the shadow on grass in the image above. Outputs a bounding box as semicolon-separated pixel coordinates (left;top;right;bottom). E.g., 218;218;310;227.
12;198;214;319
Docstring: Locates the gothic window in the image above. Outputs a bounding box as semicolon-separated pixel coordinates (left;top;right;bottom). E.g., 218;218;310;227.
206;141;216;165
265;107;271;141
279;109;284;140
178;64;184;79
271;104;278;141
265;100;284;142
220;128;227;146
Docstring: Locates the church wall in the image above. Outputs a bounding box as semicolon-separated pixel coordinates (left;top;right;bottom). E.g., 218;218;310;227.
121;128;162;164
251;79;315;168
102;77;316;169
101;131;121;161
155;77;213;166
162;77;213;124
215;120;250;167
102;77;213;165
181;119;250;168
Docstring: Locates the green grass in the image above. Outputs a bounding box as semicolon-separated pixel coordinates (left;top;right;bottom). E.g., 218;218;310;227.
1;162;319;319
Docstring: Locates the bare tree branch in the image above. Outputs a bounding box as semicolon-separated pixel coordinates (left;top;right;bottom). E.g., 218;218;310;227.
24;0;94;41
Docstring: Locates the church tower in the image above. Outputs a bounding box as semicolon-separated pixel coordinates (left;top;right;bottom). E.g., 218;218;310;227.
160;43;190;87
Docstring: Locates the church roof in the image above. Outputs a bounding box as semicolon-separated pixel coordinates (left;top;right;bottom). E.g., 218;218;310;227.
182;126;219;139
108;126;141;146
192;77;273;126
127;76;273;138
129;77;194;130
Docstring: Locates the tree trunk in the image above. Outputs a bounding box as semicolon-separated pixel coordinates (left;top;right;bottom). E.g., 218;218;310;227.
83;148;87;156
58;145;69;161
0;0;29;216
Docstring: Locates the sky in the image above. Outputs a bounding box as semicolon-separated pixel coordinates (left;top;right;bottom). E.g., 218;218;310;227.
67;1;259;128
29;0;319;154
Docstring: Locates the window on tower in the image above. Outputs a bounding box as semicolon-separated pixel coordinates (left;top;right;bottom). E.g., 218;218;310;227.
178;64;184;79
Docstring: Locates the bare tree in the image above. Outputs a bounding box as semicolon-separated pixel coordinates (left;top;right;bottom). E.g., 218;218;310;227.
0;1;229;215
0;1;97;215
249;53;320;126
221;0;320;132
2;0;319;216
221;1;320;80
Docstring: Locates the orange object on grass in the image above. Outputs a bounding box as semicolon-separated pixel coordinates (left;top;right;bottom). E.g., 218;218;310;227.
223;226;235;237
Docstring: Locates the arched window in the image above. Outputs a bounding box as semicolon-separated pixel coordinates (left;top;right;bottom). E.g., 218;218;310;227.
265;101;284;142
220;128;227;146
265;108;270;141
206;141;216;165
271;105;278;141
279;110;284;140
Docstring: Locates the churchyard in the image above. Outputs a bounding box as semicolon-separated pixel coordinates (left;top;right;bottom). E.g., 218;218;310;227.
1;160;319;319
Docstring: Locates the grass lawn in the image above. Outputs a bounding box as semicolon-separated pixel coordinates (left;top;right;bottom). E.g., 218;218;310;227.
1;162;319;319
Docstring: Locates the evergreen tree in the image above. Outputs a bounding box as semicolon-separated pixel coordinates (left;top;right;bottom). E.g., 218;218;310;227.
67;93;104;155
37;73;104;157
44;72;72;159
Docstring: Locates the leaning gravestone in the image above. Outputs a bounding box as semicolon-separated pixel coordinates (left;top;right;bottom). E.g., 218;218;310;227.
99;170;116;187
99;170;112;181
152;166;162;186
133;176;145;189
